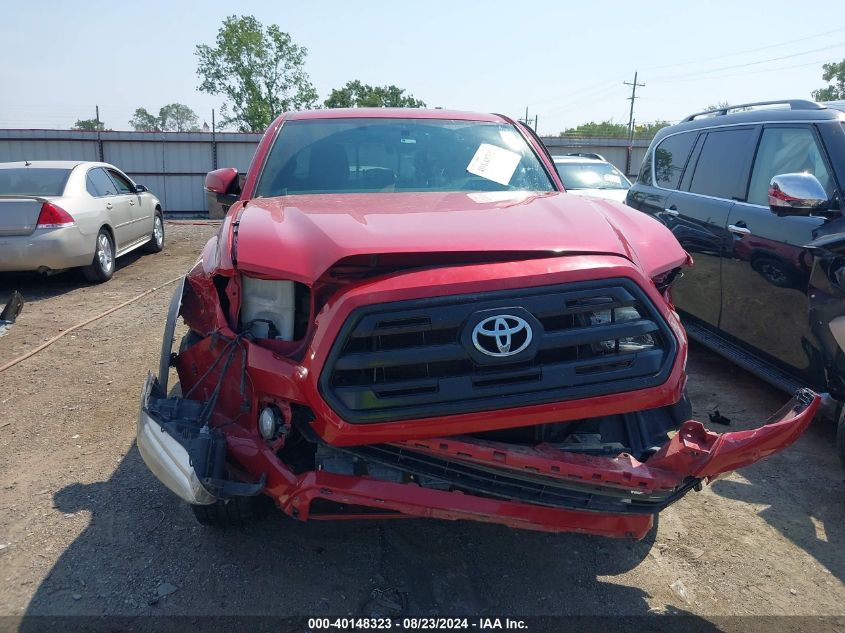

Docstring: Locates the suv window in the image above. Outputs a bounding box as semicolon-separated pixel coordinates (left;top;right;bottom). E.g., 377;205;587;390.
86;168;117;197
108;169;134;194
747;126;834;206
637;150;653;186
688;128;758;200
654;132;696;189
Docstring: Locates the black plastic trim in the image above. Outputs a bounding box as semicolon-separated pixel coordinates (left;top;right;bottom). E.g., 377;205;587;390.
339;443;698;515
319;278;677;423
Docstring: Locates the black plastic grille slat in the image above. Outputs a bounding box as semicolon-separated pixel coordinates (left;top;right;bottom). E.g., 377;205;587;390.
319;279;677;423
344;444;696;515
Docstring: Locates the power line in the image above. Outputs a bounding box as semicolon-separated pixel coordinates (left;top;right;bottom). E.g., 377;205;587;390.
540;84;625;116
524;79;621;108
649;42;845;82
649;57;839;85
642;26;845;71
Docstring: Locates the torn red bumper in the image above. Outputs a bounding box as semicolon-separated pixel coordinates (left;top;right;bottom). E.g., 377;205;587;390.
223;389;817;539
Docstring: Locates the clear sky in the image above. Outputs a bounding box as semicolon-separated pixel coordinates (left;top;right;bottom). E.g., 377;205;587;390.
1;0;843;134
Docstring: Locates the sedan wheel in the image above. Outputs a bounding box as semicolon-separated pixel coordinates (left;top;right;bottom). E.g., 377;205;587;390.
145;212;165;253
82;229;115;282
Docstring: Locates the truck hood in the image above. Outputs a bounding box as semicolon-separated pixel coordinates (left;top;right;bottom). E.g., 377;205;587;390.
233;191;686;284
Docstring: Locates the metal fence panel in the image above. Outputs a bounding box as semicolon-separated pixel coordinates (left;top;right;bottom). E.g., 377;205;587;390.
216;141;259;172
0;138;99;162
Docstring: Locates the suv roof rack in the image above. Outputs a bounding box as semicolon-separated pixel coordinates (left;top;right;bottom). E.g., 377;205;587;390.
681;100;824;122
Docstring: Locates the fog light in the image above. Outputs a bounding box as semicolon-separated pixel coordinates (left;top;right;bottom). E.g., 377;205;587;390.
258;406;281;440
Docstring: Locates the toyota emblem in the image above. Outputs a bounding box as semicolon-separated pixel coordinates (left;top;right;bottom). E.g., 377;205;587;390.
471;314;533;357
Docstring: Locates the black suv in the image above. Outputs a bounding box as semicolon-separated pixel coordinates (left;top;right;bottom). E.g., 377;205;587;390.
626;99;845;463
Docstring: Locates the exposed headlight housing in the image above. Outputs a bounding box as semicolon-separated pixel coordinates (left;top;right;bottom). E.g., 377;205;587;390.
241;277;295;340
588;306;656;353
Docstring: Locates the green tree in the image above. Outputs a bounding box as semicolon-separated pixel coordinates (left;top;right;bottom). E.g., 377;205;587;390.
812;59;845;101
129;104;200;132
634;120;670;137
704;101;730;112
158;103;199;132
560;119;667;139
195;15;318;132
73;118;104;131
324;80;426;108
560;120;628;137
129;107;160;131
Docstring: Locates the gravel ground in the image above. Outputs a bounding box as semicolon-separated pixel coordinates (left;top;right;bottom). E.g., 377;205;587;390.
0;223;843;627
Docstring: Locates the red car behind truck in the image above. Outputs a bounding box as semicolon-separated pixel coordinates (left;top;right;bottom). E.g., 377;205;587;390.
137;108;819;539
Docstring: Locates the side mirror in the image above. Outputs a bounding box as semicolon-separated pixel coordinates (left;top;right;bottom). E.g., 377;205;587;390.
768;173;829;217
204;168;240;195
134;184;148;193
205;168;241;219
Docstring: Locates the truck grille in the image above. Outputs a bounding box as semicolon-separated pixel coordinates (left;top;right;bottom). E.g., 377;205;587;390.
319;279;676;423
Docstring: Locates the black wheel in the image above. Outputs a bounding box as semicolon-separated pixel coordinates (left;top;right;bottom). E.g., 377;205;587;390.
190;495;270;527
82;228;115;283
145;211;164;253
837;407;845;471
750;256;801;289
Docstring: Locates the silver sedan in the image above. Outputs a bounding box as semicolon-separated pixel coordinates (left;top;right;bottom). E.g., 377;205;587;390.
0;160;164;282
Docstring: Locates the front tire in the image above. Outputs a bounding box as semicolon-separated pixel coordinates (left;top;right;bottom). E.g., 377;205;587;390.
145;212;164;253
82;229;115;283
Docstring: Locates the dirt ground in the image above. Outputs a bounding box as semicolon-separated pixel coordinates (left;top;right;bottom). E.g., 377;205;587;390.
0;223;844;626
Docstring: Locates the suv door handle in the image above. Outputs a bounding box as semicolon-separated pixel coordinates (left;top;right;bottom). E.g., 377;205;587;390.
728;224;751;236
664;206;679;216
105;202;113;210
128;199;135;206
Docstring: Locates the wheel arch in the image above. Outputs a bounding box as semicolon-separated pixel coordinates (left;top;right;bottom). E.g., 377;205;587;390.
98;223;116;249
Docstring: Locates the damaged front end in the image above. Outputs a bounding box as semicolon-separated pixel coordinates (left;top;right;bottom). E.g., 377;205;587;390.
136;279;264;505
136;253;820;538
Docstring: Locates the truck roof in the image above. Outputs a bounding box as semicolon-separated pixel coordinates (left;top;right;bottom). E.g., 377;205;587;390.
284;108;507;123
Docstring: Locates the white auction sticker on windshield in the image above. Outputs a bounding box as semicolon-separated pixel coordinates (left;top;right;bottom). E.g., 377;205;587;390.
466;143;521;186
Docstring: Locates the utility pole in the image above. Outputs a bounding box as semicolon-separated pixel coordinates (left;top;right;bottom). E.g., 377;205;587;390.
533;114;538;132
95;105;104;162
624;71;645;175
211;109;217;170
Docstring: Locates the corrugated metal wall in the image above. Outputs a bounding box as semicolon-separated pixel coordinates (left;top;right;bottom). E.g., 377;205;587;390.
0;130;653;215
542;137;652;178
0;129;262;215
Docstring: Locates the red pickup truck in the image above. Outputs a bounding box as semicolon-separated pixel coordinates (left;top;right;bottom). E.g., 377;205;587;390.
137;108;818;539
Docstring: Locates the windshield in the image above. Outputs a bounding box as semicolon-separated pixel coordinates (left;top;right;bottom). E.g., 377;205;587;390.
255;118;555;197
555;162;631;190
0;168;71;196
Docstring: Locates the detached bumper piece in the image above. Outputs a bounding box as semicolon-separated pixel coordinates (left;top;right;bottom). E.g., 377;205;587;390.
325;443;700;515
0;290;24;338
291;388;818;537
136;373;265;505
